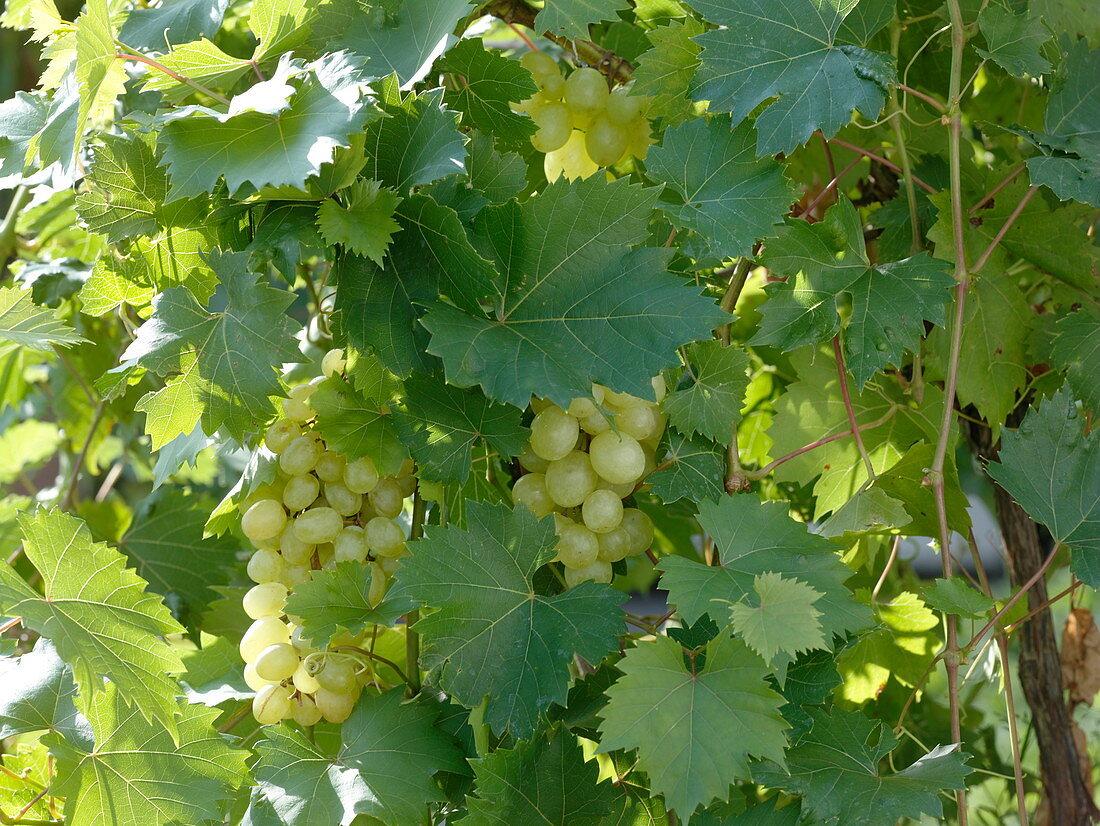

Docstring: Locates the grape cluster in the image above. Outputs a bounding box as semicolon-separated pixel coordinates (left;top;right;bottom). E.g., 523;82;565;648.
237;350;416;725
512;382;663;587
516;52;652;181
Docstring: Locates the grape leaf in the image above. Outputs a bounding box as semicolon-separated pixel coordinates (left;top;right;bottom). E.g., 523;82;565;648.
438;38;538;143
391;373;527;483
121;251;301;440
395;501;624;737
159;52;374;201
334;0;474;85
317;179;403;264
310;370;408;476
728;573;826;664
630;18;704;127
646;116;792;258
976;3;1052;77
663;340;750;444
119;0;231;52
76;133;167;242
986;389;1100;586
363;82;467;193
74;0;126;154
717;800;801;826
0;639;91;747
134;351;203;450
117;488;240;635
0;92;50;186
0;421;61;484
283;562;415;645
139;38;252;102
648;430;726;504
816;487;909;537
753;709;970;826
598;634;788;818
536;0;631;36
690;0;895;154
255;689;467;826
660;496;869;643
0;510;185;735
45;682;249;826
1048;306;1100;414
178;635;251;705
923;578;995;620
751;199;954;387
422;176;727;409
0;286;84;354
464;725;615;825
249;0;318;62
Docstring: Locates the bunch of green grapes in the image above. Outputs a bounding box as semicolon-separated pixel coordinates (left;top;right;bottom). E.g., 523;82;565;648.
515;51;652;181
511;381;663;588
237;349;417;725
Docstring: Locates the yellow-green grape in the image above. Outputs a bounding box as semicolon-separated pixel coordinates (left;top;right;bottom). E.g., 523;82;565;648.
321;348;346;378
281;384;318;422
240;617;292;663
291;694;323;726
377;555;403;576
626;117;654;160
243;582;288;619
367;562;387;607
368;478;404;518
537;70;564;98
651;374;667;402
292;662;321;693
530;102;573;152
521;50;558;77
514;91;554;116
265;419;301;453
247;548;285;584
555;521;600;569
567;396;600;418
545;129;599;182
518;443;550;473
282;474;320;512
585;115;629;167
545;450;599;508
530;405;580;462
293;507;344;544
565;559;613;587
597;385;646;408
280;435;322;475
563;67;608;115
243;663;272;691
334;525;369;563
579;409;612;435
326;482;362;517
279;528;314;565
242;498;287;543
606;89;643;124
365;516;406;557
581;488;624;533
315;657;357;693
253;683;293;724
615;404;659;441
511;473;556;518
344;456;380;494
315;451;346;483
316;542;336;569
254;643;300;682
395;474;416;498
599;477;636;499
589;431;646;485
621;508;655;556
315;687;357;723
283;564;311;587
242;480;286;513
596;525;631;563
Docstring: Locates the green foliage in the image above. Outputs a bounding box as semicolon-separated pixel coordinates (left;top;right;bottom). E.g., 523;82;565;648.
284;562;415;645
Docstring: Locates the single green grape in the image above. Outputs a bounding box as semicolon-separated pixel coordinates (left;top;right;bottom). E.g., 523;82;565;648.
621;508;655;556
246;548;285;584
555;521;600;569
326;482;363;517
334;525;369;562
282;474;320;513
531;102;573;152
545;450;599;508
242;498;287;543
315;657;357;694
589;430;646;485
365;516;406;557
563;67;608;115
293;507;344;545
243;582;288;619
581;488;624;533
240;617;291;663
253;683;293;724
344;456;380;494
280;436;322;475
315;687;357;723
369;478;404;518
585;115;629;166
530;405;581;462
565;559;613;587
264;419;301;453
254;642;300;682
512;472;557;518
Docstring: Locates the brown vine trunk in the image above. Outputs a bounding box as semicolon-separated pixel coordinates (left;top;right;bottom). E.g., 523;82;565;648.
966;413;1100;825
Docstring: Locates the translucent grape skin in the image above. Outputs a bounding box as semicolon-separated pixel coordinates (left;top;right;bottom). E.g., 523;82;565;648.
334;525;369;562
247;548;285;584
512;472;557;518
588;430;646;485
581;488;624;533
280;436;322;475
292;694;324;726
556;521;600;569
253;683;293;724
254;643;300;682
293;507;344;544
565;559;613;587
315;687;357;723
344;457;380;494
365;516;406;557
240;617;291;663
282;474;320;512
545;450;599;508
621;508;655;556
521;50;558;77
369;478;404;518
585;115;628;166
243;582;288;619
264;419;301;453
531;102;572;152
529;405;580;462
242;499;287;542
563;67;608;115
316;657;357;693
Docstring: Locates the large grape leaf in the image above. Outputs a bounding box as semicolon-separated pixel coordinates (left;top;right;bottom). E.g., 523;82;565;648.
395;501;624;737
464;725;615;825
598;634;788;818
630;18;705;127
986;389;1100;586
159;52;374;200
45;683;249;826
74;0;127;154
76;133;168;242
119;0;231;52
254;689;467;826
649;430;726;504
690;0;895;154
645;116;792;258
310;367;408;476
0;511;185;735
751;199;954;387
0;639;91;748
117;488;240;635
422;176;728;409
753;709;970;826
283;562;415;645
392;373;527;483
976;3;1052;77
0;286;84;355
660;497;870;642
1048;306;1100;414
663;340;750;444
536;0;631;36
120;251;301;440
438;38;538;143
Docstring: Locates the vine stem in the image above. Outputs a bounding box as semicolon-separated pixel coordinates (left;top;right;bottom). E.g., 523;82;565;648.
936;1;970;820
827;137;937;193
0;616;21;635
966;546;1060;649
896;82;947;112
113;47;231;105
800;154;862;218
969;164;1025;213
331;645;415;691
0;186;32;269
970;185;1039;274
405;490;427;696
61;402;106;511
831;337;876;481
